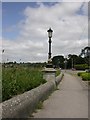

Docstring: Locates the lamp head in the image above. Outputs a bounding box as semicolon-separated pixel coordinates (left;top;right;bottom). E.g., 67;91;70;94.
47;28;53;38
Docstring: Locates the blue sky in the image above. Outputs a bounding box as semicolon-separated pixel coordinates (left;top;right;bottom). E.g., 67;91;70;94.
2;2;38;39
2;2;88;62
2;2;86;40
2;2;59;40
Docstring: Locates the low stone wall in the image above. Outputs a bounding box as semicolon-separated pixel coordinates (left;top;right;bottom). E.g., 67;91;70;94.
55;72;64;85
1;72;63;119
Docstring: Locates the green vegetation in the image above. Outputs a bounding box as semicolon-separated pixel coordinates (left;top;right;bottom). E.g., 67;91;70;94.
56;69;61;76
77;72;90;81
52;56;64;69
36;101;43;109
52;54;86;69
74;64;89;70
2;66;46;101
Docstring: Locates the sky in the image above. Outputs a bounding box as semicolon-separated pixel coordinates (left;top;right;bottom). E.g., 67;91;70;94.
2;1;88;63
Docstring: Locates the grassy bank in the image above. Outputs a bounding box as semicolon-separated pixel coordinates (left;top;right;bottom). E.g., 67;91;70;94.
2;66;46;101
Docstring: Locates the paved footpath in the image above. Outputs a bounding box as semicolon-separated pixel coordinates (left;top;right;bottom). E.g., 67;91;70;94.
33;71;88;118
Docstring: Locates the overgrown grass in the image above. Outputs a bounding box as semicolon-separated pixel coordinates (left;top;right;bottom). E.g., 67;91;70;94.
77;72;90;81
2;66;46;101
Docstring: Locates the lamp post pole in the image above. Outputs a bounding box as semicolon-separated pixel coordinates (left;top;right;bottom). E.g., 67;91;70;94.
47;28;53;63
72;58;73;69
64;58;67;72
48;36;52;60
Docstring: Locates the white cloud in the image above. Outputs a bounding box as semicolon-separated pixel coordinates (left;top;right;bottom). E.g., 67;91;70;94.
81;2;88;15
2;2;88;62
2;38;48;62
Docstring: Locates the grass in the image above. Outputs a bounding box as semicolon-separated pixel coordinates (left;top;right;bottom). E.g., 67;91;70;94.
77;72;90;81
56;69;61;76
2;66;46;101
36;101;43;109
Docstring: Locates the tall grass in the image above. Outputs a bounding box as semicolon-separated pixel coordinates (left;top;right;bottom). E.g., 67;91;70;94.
2;66;46;101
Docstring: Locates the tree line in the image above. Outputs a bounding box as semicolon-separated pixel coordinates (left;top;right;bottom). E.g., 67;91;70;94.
52;54;89;70
3;46;90;70
3;54;89;70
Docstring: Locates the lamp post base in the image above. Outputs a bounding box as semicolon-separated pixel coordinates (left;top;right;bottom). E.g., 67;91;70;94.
42;67;56;84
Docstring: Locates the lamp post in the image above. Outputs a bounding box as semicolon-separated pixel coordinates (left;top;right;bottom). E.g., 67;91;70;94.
42;28;56;83
47;28;53;62
72;58;74;69
64;58;67;72
2;49;5;64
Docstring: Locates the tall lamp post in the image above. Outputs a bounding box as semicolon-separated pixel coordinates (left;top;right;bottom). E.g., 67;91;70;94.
47;28;53;62
42;28;56;83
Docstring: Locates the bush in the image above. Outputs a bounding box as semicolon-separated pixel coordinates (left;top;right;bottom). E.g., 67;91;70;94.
77;72;84;76
77;72;90;81
81;73;90;81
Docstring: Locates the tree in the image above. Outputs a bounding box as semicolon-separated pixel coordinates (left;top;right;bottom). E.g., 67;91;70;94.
67;54;85;69
52;55;65;68
79;46;90;66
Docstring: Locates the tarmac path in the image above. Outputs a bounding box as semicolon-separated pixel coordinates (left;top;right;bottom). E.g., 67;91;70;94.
33;71;88;118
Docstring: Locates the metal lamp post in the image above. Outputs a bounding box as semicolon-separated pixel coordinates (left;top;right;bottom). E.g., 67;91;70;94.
42;28;56;83
64;58;67;72
47;28;53;62
72;58;74;69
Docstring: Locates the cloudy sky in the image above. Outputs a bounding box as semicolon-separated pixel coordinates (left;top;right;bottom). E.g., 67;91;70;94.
2;1;88;63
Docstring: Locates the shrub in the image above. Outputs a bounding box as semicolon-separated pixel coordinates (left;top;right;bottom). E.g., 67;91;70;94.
77;72;90;81
81;73;90;81
77;72;84;76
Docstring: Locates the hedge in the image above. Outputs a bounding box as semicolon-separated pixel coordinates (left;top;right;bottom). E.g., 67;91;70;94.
74;64;89;70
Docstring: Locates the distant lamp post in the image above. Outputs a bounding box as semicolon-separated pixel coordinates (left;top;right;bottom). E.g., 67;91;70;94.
72;58;74;69
58;59;60;68
2;49;5;64
64;58;67;72
47;28;53;61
